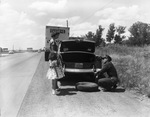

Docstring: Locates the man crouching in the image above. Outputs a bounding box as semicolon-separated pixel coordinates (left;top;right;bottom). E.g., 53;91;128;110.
95;55;119;91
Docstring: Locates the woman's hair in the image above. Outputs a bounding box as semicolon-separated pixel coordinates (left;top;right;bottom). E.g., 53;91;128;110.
49;51;57;61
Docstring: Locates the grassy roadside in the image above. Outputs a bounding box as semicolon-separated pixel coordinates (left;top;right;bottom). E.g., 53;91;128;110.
95;44;150;96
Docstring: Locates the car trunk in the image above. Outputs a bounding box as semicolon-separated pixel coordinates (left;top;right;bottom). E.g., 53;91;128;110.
61;52;95;69
60;40;95;53
61;52;95;62
59;40;96;69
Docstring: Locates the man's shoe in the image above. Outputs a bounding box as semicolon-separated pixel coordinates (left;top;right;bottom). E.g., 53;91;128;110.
103;88;112;92
112;84;117;90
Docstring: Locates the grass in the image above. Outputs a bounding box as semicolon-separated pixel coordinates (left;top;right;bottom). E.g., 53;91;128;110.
95;44;150;95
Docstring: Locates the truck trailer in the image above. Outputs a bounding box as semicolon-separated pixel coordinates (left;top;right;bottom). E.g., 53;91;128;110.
45;26;70;61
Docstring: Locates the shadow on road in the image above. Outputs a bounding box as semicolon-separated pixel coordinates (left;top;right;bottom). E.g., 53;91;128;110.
59;79;78;86
114;88;126;92
59;76;95;86
58;77;125;95
57;88;77;96
104;87;126;93
58;76;98;96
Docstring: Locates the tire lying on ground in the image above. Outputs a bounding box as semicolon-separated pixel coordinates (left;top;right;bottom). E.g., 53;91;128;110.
75;82;99;92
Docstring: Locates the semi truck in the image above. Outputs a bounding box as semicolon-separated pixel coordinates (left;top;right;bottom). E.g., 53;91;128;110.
45;26;70;61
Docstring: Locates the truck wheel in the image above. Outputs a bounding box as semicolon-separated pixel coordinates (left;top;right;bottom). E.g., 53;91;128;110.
45;52;49;61
75;82;99;92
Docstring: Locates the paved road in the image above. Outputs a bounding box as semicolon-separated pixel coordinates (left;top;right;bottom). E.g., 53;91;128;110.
0;52;42;117
17;53;150;117
1;52;150;117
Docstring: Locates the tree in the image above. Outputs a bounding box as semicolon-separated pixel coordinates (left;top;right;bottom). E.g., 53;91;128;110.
85;31;95;41
106;23;115;43
128;21;150;46
116;25;126;35
114;26;126;44
95;25;105;46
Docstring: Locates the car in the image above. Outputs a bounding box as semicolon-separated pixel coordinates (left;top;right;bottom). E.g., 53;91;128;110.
58;39;97;81
9;50;14;54
38;49;41;53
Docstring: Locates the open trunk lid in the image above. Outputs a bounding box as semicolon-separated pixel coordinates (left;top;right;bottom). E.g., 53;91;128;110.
61;52;95;62
60;40;95;53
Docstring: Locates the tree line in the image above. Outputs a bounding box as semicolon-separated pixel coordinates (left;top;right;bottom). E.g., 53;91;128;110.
83;21;150;46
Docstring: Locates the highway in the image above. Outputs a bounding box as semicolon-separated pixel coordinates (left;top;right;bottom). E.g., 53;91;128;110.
0;52;42;117
0;52;150;117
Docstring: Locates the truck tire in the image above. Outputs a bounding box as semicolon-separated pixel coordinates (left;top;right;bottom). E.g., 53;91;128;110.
75;82;99;92
45;52;49;61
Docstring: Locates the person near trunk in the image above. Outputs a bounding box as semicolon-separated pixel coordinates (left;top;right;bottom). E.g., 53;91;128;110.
95;55;119;91
47;32;64;95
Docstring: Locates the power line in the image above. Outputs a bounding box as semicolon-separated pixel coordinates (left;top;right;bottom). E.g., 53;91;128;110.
77;0;114;24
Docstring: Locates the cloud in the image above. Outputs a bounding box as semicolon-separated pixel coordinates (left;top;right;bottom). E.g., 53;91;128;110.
1;0;150;49
95;5;140;27
47;18;68;26
46;16;97;36
0;3;19;25
0;2;43;49
94;5;150;38
35;12;47;17
47;16;80;26
18;12;36;25
70;22;97;36
93;5;147;38
29;0;67;12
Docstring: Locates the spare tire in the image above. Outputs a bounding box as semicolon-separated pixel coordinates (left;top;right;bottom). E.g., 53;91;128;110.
76;82;99;92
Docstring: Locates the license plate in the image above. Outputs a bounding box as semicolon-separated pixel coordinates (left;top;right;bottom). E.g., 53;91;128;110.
75;63;83;68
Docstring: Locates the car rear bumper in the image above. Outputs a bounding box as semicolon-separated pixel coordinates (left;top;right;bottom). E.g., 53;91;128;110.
64;68;95;73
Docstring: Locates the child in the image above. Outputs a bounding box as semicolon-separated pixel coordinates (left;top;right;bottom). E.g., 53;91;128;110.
47;52;64;95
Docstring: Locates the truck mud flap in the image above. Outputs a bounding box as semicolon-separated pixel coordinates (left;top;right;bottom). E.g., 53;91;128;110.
45;52;50;61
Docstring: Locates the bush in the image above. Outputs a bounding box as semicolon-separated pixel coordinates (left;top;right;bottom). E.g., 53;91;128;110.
95;44;150;95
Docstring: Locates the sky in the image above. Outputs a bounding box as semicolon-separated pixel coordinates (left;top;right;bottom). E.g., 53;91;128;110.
0;0;150;50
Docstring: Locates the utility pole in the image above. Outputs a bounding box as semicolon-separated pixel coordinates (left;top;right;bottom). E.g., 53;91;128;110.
13;44;14;51
66;20;68;27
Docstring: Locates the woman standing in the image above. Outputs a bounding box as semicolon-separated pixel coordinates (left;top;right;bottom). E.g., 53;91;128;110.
47;32;64;95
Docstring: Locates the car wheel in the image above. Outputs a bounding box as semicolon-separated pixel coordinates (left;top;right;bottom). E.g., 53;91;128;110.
75;82;99;92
